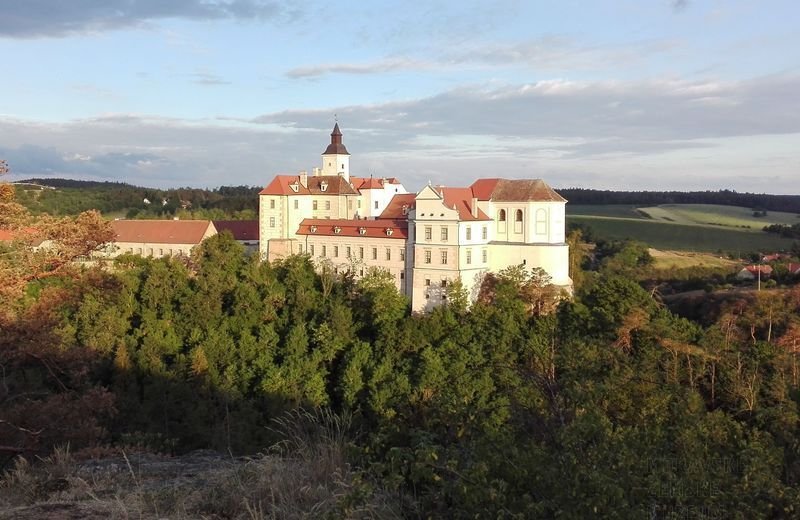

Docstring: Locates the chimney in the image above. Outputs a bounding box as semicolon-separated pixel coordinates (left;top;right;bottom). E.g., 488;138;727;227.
471;197;478;218
299;170;308;188
313;167;321;176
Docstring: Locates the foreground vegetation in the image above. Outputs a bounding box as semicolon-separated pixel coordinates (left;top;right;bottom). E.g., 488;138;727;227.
3;174;800;517
2;233;800;517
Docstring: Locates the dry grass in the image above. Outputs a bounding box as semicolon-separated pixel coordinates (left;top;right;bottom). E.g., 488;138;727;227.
0;409;407;519
648;249;738;270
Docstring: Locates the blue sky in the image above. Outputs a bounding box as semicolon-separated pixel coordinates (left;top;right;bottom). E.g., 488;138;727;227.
0;0;798;193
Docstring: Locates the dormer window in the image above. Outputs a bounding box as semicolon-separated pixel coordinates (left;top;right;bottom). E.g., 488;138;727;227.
359;227;367;235
333;226;341;234
290;182;299;192
320;181;328;192
310;225;318;233
402;204;409;215
385;228;393;236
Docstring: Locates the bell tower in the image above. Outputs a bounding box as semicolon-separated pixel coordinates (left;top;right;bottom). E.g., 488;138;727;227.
321;123;350;180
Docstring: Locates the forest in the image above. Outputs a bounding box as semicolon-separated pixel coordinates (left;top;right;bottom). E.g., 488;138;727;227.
560;188;800;214
13;178;260;219
2;177;800;518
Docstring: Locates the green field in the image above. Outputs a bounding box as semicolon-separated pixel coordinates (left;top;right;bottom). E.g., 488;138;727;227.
639;204;800;229
567;215;796;253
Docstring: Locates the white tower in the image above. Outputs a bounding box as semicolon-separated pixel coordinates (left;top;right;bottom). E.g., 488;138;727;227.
320;123;350;180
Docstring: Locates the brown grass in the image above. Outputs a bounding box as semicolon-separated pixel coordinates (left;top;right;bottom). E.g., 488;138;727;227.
1;409;407;519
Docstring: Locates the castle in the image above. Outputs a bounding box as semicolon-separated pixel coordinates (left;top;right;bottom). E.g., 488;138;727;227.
259;124;571;312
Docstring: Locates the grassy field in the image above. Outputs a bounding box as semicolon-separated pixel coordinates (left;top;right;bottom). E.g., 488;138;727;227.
567;215;796;253
648;249;738;270
638;204;800;230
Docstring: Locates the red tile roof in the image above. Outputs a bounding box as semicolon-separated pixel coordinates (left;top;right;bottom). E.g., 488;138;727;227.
744;265;773;275
788;263;800;274
350;176;400;191
297;218;408;239
470;178;566;202
307;176;358;195
435;187;491;221
379;193;416;219
213;220;259;241
259;175;310;196
112;220;215;245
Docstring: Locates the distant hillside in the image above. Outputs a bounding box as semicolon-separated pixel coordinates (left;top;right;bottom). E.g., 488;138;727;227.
558;188;800;214
14;178;260;219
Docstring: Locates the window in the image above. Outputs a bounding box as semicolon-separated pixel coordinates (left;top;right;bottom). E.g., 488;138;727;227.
325;201;331;210
359;268;364;276
515;209;524;233
425;226;432;240
348;200;353;209
270;199;275;209
385;248;391;261
425;250;432;264
441;280;447;288
425;278;431;286
441;227;448;242
441;250;448;264
147;248;153;256
482;226;487;240
298;244;303;253
313;200;318;210
498;209;507;233
334;246;339;258
269;217;276;228
499;209;506;221
310;245;315;255
372;247;377;260
399;248;405;261
466;249;472;265
536;208;547;235
322;245;327;257
482;249;488;263
159;248;163;256
294;200;299;210
358;200;362;208
346;246;351;258
466;226;472;240
374;201;379;209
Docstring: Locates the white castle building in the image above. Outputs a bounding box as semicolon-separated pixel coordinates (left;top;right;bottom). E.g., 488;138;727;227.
259;124;571;312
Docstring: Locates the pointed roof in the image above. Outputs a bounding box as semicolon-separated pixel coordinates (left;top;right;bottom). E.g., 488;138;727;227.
470;178;566;202
259;175;310;195
323;123;350;155
379;193;416;219
435;187;491;221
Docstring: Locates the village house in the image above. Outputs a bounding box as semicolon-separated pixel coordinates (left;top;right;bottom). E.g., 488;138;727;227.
259;124;572;312
736;264;774;281
107;220;217;258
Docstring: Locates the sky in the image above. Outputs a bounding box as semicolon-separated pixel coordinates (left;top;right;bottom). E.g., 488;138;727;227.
0;0;798;194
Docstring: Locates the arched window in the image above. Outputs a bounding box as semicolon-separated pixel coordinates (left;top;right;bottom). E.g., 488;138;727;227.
497;209;507;233
514;209;523;233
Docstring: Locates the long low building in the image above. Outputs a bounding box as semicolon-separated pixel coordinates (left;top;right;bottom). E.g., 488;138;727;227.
108;220;217;258
259;124;572;312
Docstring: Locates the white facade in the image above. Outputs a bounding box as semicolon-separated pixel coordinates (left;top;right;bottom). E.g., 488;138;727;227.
258;125;572;312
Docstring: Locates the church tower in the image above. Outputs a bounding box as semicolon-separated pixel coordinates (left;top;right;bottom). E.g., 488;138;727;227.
320;123;350;180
